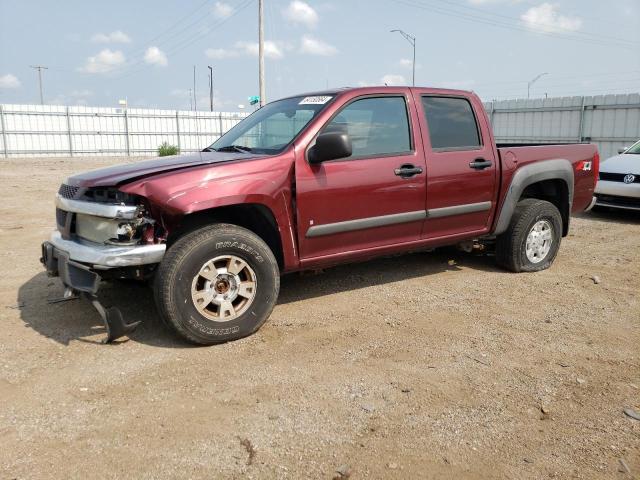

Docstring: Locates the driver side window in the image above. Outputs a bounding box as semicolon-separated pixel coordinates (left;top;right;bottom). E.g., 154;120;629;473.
321;96;412;158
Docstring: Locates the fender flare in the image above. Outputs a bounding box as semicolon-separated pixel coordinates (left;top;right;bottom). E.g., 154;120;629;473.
493;158;574;236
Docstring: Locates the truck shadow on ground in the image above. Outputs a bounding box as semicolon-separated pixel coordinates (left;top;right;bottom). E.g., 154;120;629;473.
17;248;499;348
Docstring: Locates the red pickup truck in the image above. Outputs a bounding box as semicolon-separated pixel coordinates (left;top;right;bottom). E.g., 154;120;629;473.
42;86;599;344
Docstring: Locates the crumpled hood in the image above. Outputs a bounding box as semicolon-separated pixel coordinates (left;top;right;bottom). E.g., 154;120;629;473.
64;151;265;187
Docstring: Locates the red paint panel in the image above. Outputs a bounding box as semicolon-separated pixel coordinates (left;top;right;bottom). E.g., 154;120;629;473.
292;89;428;260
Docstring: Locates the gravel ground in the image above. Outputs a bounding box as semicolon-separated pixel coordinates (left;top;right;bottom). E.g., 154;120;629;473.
0;157;639;479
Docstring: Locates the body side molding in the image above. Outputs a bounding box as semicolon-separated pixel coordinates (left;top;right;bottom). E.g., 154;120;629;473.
306;210;427;238
427;201;492;219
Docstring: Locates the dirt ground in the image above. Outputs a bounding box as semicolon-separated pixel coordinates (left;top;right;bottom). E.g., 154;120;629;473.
0;156;638;479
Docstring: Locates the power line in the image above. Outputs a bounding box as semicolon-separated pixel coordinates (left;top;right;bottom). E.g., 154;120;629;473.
390;0;640;51
110;0;254;80
429;0;640;47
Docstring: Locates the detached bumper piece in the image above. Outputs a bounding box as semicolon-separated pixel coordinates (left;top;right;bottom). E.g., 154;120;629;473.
41;242;141;343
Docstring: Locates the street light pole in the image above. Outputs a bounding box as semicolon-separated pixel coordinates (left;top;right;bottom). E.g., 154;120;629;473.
527;72;549;99
29;65;48;104
390;30;416;86
208;65;213;112
258;0;265;106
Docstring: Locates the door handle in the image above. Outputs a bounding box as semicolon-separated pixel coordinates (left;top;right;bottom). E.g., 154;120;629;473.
469;158;492;170
394;164;424;177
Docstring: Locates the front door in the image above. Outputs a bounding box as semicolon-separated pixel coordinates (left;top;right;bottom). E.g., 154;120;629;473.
294;93;427;261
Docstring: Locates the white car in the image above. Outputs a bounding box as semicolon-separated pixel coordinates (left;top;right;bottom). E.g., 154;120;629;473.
594;140;640;211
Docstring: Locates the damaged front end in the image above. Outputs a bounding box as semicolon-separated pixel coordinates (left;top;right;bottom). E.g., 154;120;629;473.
41;184;167;343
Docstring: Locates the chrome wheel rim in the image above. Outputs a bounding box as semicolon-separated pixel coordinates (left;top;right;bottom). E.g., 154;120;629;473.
190;255;257;322
525;220;553;264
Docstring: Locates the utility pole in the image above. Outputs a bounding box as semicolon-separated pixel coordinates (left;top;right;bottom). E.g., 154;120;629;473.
527;72;549;99
390;30;416;86
208;65;213;112
193;65;197;111
30;65;48;104
258;0;265;106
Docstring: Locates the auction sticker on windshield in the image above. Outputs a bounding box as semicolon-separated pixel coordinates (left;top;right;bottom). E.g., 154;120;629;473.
299;96;332;105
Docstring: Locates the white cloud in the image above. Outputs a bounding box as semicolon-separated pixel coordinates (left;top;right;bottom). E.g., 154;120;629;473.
0;74;21;89
212;1;234;18
300;35;337;56
398;58;422;70
521;3;582;33
381;74;406;86
49;89;93;106
144;46;168;66
283;1;318;28
79;49;126;74
433;80;476;90
235;40;284;59
468;0;522;4
91;30;131;43
205;47;238;59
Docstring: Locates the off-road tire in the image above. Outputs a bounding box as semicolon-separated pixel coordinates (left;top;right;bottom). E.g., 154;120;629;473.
496;199;562;273
154;224;280;345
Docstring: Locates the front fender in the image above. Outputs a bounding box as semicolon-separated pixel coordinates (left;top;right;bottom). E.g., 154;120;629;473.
119;158;299;270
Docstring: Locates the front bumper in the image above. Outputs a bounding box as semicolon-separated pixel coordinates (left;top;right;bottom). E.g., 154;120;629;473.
46;230;166;269
594;180;640;211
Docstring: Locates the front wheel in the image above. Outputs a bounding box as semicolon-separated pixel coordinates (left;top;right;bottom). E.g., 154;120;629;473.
496;199;563;273
154;224;280;345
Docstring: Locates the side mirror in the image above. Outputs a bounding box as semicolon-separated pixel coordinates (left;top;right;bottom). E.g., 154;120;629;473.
308;131;352;164
618;147;628;154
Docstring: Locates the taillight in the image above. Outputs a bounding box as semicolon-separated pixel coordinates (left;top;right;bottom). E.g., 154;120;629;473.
576;151;600;183
592;151;600;182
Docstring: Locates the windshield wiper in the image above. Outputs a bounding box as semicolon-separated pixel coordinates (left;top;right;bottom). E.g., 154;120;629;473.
202;147;215;152
213;145;253;153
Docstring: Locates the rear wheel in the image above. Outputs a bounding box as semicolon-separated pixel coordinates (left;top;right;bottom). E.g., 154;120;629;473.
496;199;562;273
154;224;280;345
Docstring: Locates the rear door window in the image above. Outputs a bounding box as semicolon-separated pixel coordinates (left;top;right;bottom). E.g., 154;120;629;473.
421;96;481;150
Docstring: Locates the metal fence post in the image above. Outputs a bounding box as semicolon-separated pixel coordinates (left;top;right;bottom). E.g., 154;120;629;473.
0;105;8;158
66;106;73;157
578;96;586;142
175;110;181;151
124;108;131;156
218;112;224;139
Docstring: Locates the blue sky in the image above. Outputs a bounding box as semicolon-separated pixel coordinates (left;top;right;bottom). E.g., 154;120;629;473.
0;0;638;110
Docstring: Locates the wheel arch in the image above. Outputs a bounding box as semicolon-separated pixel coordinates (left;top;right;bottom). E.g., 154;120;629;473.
168;203;285;270
494;159;574;237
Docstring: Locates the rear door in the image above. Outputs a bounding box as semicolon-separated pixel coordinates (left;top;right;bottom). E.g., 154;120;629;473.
294;92;427;261
414;93;498;239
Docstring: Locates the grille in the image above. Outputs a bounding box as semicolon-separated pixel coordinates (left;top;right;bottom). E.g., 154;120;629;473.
599;172;640;183
58;184;79;199
595;194;640;209
56;208;68;227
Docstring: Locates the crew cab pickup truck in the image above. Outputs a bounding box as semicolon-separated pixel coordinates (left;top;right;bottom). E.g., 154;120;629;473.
41;86;599;344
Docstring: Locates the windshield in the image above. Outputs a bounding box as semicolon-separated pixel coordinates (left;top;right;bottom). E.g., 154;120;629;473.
625;140;640;154
208;95;334;154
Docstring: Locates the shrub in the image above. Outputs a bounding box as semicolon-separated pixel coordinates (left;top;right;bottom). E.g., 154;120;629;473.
158;142;180;157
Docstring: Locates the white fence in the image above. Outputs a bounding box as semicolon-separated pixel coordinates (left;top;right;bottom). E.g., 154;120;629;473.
484;93;640;159
0;104;249;157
